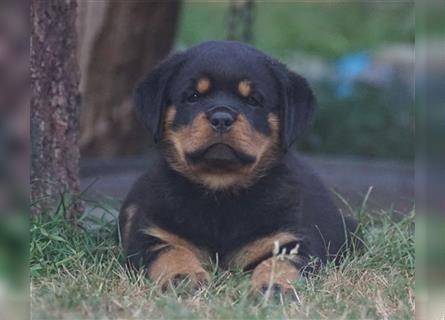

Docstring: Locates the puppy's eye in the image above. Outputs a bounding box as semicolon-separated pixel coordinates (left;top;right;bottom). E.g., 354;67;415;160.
187;91;200;103
246;95;260;106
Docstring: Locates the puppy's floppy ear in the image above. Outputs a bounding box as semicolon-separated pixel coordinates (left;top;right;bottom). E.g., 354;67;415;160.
282;71;316;150
268;60;316;150
135;52;186;143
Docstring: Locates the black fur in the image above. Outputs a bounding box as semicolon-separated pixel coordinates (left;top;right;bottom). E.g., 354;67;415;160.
135;52;186;143
121;41;358;276
268;62;316;150
121;153;357;269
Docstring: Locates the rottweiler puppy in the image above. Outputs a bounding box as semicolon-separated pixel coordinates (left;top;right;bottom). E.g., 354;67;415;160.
119;41;358;294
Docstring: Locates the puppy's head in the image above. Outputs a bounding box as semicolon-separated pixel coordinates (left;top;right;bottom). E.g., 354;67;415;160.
136;41;315;190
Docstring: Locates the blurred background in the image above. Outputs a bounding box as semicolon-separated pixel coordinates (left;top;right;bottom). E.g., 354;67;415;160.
80;1;415;160
76;1;415;213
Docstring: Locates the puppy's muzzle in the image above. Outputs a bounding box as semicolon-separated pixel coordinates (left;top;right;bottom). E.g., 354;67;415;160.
206;106;237;133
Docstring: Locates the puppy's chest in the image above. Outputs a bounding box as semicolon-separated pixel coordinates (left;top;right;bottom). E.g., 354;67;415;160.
153;191;299;257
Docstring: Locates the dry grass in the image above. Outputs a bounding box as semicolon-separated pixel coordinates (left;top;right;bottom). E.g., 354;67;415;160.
30;202;414;320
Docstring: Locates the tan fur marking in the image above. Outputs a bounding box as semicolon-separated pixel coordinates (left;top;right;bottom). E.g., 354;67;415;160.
196;77;210;94
163;109;281;190
144;226;210;287
226;232;299;269
231;114;272;157
164;111;214;175
122;205;138;250
144;226;208;262
164;105;176;126
148;247;210;288
228;113;280;181
238;80;251;97
251;258;300;292
267;112;280;133
198;172;248;190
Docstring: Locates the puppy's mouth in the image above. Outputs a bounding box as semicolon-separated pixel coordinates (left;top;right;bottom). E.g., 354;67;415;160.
186;143;256;169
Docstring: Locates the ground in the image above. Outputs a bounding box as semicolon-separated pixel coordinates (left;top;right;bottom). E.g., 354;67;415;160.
30;196;414;320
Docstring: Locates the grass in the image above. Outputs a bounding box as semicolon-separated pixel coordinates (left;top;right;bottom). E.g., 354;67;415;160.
30;200;414;319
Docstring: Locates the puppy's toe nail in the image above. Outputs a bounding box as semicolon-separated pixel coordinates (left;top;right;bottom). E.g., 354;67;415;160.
271;283;281;291
192;272;210;289
271;283;282;292
271;284;285;300
171;273;187;286
260;284;269;293
166;271;210;292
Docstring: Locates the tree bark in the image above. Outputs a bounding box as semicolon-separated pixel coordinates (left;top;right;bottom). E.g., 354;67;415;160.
227;0;255;43
80;1;181;157
31;0;82;217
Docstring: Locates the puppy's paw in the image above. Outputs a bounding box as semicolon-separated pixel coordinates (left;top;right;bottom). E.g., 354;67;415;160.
148;247;210;291
168;270;210;289
251;258;300;300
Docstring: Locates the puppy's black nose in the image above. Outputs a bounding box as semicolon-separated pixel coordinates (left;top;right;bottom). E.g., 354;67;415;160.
206;107;236;133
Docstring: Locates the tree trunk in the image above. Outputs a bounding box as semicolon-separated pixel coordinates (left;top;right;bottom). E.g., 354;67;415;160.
80;1;181;157
30;0;82;217
227;0;255;43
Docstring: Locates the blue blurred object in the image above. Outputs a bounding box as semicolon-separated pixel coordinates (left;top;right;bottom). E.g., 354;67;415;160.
335;52;370;98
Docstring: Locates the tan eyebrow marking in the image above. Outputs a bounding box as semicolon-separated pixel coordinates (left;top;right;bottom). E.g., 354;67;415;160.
238;80;252;97
196;77;210;94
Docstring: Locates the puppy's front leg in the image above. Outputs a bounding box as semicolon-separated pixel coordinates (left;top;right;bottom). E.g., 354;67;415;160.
226;232;306;296
250;257;300;295
147;245;210;289
138;226;210;289
120;206;209;289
